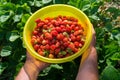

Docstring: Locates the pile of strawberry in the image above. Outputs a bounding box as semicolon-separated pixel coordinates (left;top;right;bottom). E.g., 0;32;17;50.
31;15;85;58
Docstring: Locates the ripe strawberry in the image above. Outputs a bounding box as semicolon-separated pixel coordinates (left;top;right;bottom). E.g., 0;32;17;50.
55;48;60;55
66;27;72;33
43;24;48;29
45;44;50;50
55;27;62;33
31;35;37;39
53;20;59;26
60;25;65;29
55;42;60;48
50;45;56;51
51;30;58;37
42;40;48;45
36;37;41;43
74;26;80;31
44;32;52;40
73;48;78;52
74;30;83;36
38;49;44;56
35;18;41;23
74;41;80;48
76;36;81;41
62;20;68;25
51;20;56;24
63;42;69;47
71;24;75;29
40;45;45;51
63;37;68;42
68;43;75;51
32;16;85;58
31;38;37;45
70;35;76;42
37;22;44;28
32;30;38;35
34;44;39;51
56;33;64;40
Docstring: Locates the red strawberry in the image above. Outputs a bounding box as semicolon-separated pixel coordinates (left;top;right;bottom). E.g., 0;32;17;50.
42;40;48;45
45;44;50;50
74;30;83;36
74;26;80;31
74;41;80;48
63;37;68;42
51;30;58;37
43;25;48;29
56;33;64;40
37;22;44;28
68;43;75;51
55;48;60;55
50;45;56;51
38;49;44;56
35;18;41;23
55;42;60;48
44;32;52;40
55;27;61;33
66;27;72;33
32;30;38;35
70;35;76;42
31;38;37;45
76;36;81;41
34;44;39;51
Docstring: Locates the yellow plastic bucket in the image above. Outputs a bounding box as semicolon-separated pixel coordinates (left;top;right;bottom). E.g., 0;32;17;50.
23;4;92;63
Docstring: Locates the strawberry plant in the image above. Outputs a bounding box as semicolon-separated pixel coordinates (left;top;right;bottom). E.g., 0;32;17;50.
0;0;120;80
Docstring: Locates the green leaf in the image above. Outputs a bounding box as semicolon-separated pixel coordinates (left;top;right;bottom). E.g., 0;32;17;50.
15;62;24;75
6;31;20;42
50;64;63;69
9;32;20;42
115;33;120;41
81;4;90;11
110;52;120;60
53;0;69;4
22;3;31;13
100;65;120;80
27;1;34;6
13;5;24;22
0;46;12;57
21;14;30;23
0;62;8;75
106;7;120;19
34;1;43;7
0;11;14;23
0;32;4;41
13;14;22;22
105;23;113;31
89;15;100;20
61;51;67;55
42;0;52;4
0;2;16;11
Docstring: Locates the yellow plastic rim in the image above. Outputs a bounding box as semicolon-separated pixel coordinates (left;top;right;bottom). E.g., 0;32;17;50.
23;4;92;63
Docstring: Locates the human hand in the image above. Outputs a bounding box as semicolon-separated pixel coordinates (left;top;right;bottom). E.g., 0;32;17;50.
25;52;50;71
90;25;96;48
15;52;50;80
76;25;98;80
81;25;96;64
23;52;50;80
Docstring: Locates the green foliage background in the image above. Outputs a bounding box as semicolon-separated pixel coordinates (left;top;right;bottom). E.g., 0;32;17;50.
0;0;120;80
